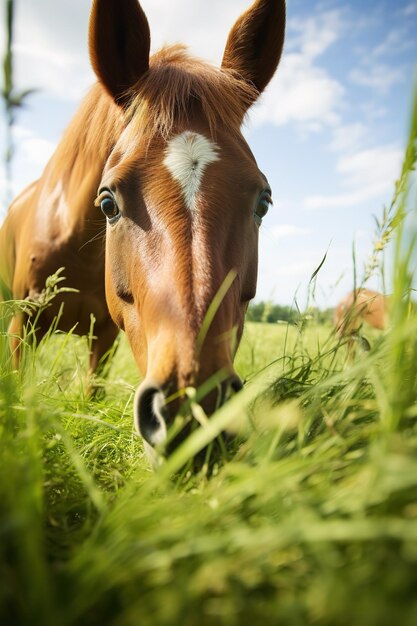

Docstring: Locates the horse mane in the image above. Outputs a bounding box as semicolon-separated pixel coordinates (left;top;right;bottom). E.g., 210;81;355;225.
47;85;123;189
127;45;258;141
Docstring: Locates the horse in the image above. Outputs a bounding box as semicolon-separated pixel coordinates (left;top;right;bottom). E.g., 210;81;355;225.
0;0;286;456
333;288;389;342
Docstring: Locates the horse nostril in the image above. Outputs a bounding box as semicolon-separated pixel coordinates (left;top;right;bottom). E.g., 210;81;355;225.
218;375;243;407
230;375;243;393
134;384;167;447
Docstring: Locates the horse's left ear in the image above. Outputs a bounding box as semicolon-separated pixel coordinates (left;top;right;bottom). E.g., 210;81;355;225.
222;0;286;100
89;0;151;106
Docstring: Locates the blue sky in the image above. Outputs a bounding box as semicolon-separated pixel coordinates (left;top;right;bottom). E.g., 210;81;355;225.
0;0;416;306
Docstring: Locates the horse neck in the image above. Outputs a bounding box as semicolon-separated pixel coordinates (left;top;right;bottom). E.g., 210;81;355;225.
42;84;124;235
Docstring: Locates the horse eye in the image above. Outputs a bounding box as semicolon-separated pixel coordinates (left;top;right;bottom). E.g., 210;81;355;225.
254;190;272;225
97;193;120;222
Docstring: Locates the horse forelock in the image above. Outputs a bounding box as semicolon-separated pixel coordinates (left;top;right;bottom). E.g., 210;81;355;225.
125;45;257;141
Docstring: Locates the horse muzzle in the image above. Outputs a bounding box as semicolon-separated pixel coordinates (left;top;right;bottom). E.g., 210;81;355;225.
134;374;243;454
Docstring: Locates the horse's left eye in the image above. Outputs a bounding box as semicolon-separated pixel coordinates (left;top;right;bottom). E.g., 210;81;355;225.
254;190;272;225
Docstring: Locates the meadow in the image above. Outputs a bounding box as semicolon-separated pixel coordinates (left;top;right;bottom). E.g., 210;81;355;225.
1;92;417;626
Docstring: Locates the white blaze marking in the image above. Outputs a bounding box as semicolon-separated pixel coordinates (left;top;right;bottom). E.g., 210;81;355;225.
164;132;220;211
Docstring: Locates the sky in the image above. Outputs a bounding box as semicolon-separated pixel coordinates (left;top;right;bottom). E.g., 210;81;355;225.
0;0;416;307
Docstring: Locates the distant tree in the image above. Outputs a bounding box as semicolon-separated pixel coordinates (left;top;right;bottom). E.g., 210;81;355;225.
246;302;266;322
314;307;334;325
2;0;34;205
246;301;300;324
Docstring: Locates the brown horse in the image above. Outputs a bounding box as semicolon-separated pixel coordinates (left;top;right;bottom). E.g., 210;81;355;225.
333;288;389;339
0;0;286;454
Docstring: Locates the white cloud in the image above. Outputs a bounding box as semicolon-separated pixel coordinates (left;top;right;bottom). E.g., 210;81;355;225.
267;259;318;279
348;11;413;96
305;186;389;211
269;224;309;240
0;171;21;220
304;145;403;210
360;102;389;121
287;10;343;60
354;229;369;241
0;173;13;219
250;9;344;130
337;146;403;188
0;126;56;220
15;1;93;101
251;54;343;129
328;123;367;154
401;3;417;17
350;64;405;93
371;27;414;58
14;126;56;168
15;43;92;102
142;0;250;62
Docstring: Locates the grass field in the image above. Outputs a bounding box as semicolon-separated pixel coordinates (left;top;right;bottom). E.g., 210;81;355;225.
1;91;417;626
2;309;417;626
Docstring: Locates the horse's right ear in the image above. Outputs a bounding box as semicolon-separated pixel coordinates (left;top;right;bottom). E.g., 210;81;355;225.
89;0;151;106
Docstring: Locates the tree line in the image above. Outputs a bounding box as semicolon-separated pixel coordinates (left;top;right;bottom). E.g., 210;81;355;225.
246;301;334;325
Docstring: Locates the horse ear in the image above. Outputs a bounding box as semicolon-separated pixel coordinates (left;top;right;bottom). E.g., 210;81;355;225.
221;0;286;99
89;0;151;106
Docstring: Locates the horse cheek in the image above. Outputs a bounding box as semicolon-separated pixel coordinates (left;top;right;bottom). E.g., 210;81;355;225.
104;256;125;331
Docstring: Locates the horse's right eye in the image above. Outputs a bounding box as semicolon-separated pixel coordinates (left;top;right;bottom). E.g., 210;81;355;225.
96;191;120;223
101;197;118;218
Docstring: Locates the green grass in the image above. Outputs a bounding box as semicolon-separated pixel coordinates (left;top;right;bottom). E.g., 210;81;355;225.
2;314;417;626
1;89;416;626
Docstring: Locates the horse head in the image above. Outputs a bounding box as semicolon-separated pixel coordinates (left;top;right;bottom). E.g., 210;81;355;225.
89;0;286;454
